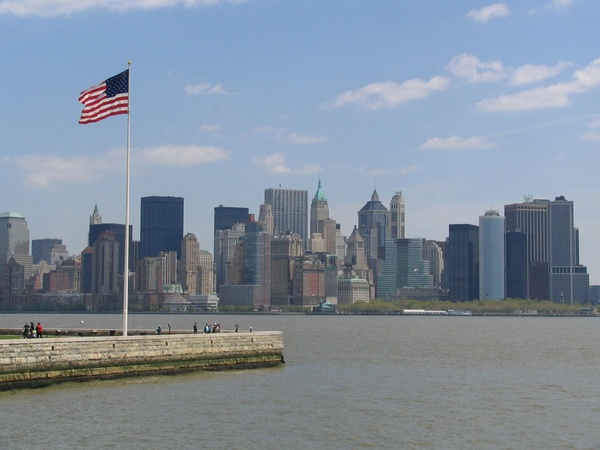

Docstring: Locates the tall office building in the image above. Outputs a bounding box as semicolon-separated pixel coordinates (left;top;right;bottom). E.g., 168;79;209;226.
214;223;245;292
423;240;444;288
506;231;528;299
140;196;184;260
89;222;133;273
390;191;406;239
197;250;215;294
271;234;303;306
214;205;249;232
310;180;329;236
0;212;32;293
264;187;308;248
504;198;549;300
32;238;63;265
505;196;589;303
547;196;589;304
180;233;200;294
479;210;505;300
358;189;390;267
258;204;273;236
448;224;479;302
91;231;119;295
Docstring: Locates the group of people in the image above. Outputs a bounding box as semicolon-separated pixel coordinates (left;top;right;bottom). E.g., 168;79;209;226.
22;321;43;338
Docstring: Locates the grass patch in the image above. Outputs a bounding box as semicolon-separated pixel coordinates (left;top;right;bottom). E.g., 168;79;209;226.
0;335;21;340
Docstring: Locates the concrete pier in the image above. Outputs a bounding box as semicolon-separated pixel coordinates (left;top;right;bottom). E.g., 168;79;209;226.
0;331;284;391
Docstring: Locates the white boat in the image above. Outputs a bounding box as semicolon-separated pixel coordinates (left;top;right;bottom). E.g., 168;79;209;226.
447;309;472;316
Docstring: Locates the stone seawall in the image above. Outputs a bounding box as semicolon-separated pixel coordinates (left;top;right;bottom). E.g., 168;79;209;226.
0;331;283;391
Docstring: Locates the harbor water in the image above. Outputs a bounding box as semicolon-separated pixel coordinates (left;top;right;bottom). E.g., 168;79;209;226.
1;313;599;449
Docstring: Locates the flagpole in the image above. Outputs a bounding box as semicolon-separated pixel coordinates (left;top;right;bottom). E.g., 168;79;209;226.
123;60;132;337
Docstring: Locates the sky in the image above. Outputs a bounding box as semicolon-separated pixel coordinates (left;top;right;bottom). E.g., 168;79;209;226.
2;0;600;283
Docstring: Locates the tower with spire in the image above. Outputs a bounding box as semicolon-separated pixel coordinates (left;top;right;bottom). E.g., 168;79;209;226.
90;204;102;225
357;189;391;267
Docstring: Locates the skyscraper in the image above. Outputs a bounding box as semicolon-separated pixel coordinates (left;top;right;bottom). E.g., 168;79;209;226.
140;196;184;260
358;189;390;266
32;238;62;265
264;187;308;248
506;231;528;299
448;224;479;302
479;210;505;300
504;195;589;303
180;233;200;294
214;205;249;232
270;233;303;306
310;179;329;236
91;231;119;295
504;198;549;300
0;212;32;293
547;196;589;304
214;223;245;292
390;191;406;239
89;222;133;273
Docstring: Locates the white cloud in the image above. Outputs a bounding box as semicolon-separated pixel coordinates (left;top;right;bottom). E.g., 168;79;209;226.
0;0;246;17
329;76;450;110
580;118;600;141
136;145;230;166
254;153;321;175
14;154;117;188
549;0;573;10
478;58;600;111
466;3;511;23
420;135;495;150
447;53;506;83
247;126;326;144
511;61;573;85
185;82;234;95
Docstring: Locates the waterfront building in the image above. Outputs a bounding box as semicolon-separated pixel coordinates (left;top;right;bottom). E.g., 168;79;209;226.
448;224;479;302
399;238;433;289
80;247;93;293
136;257;163;293
214;205;249;232
60;258;81;292
32;238;62;265
504;197;549;300
479;210;505;300
506;231;528;299
197;250;215;295
357;189;390;267
179;233;200;294
337;277;370;305
504;195;589;303
89;222;134;273
91;231;119;295
292;256;325;307
5;256;25;295
270;233;303;306
390;191;406;239
309;233;325;253
0;212;32;294
50;244;69;268
422;240;444;288
214;223;245;292
241;220;271;309
264;187;308;249
140;196;184;260
158;251;178;287
547;196;589;304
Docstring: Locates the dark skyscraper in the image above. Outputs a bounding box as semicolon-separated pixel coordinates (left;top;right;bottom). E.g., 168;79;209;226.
264;188;308;249
32;238;62;265
214;205;249;232
448;224;479;302
140;196;184;260
506;231;528;299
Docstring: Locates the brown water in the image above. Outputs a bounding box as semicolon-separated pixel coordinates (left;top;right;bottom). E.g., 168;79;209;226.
1;313;599;449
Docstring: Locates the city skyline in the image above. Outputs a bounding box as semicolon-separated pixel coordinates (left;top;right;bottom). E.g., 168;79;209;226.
2;1;600;283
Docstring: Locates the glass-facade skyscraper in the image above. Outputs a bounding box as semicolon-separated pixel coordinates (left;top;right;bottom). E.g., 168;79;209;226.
264;188;308;248
140;196;184;260
0;212;32;292
479;210;505;300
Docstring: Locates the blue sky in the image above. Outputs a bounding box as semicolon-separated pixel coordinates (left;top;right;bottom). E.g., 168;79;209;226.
2;0;600;283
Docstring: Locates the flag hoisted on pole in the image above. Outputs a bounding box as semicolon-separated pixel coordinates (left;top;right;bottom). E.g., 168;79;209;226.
78;70;129;124
78;64;132;337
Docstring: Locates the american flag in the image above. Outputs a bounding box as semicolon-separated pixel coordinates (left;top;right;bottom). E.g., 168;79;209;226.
78;70;129;124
